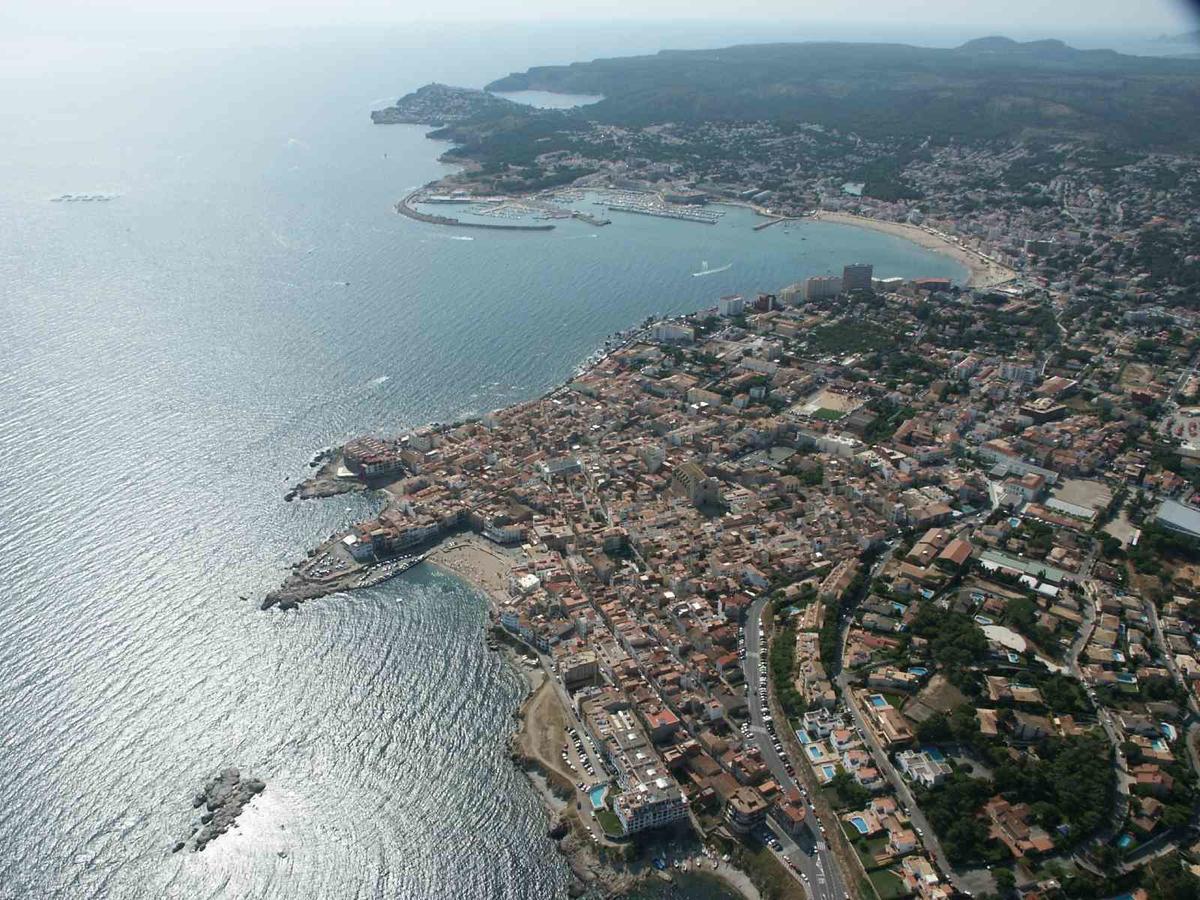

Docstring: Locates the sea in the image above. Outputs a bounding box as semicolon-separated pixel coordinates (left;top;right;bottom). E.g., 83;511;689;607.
0;18;1145;900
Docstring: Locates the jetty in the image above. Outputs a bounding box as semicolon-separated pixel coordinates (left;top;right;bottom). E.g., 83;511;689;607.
396;192;555;232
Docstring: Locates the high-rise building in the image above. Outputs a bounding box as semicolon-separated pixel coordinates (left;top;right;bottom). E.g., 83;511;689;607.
802;274;843;300
717;294;745;317
842;263;874;293
778;282;803;305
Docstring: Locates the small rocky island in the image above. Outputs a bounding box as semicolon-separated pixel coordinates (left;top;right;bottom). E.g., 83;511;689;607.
370;83;522;126
173;768;265;852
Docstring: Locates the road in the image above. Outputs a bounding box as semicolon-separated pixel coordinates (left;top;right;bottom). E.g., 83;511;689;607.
743;597;849;900
834;670;963;892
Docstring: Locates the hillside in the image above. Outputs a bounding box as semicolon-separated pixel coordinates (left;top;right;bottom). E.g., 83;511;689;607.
484;37;1200;149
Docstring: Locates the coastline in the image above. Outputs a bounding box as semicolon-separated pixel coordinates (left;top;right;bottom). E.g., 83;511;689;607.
808;209;1017;289
428;535;762;900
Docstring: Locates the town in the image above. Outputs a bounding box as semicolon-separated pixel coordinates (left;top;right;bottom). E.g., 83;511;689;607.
282;257;1200;900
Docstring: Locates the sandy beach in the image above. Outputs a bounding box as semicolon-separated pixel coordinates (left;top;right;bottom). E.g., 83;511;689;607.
810;210;1017;289
427;532;518;609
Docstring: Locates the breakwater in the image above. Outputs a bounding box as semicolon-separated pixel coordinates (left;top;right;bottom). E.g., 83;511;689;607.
396;193;555;231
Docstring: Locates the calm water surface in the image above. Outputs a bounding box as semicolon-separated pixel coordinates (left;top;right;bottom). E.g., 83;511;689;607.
0;25;964;900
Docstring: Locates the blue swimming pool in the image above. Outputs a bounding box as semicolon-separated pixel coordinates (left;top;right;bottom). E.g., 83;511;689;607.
821;764;837;780
868;694;888;708
808;744;823;760
849;816;870;835
589;785;608;810
908;667;928;677
924;747;946;762
974;614;994;625
1116;672;1138;684
1118;834;1135;850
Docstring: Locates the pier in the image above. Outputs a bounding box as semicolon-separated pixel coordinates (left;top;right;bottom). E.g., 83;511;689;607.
606;204;717;224
753;216;787;231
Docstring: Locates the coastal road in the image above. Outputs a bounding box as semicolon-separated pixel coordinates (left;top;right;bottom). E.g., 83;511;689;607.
743;597;848;900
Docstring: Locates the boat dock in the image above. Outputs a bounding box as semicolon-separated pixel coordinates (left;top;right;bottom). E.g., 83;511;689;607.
606;204;717;224
353;552;429;589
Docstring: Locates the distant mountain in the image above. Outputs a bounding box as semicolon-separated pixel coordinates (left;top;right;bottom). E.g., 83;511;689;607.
1155;30;1200;44
485;37;1200;149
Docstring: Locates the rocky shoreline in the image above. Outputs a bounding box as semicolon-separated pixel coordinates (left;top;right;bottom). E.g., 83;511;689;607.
494;633;759;900
173;768;265;853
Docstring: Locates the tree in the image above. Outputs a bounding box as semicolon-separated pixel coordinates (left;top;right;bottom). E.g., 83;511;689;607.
1142;854;1200;900
994;868;1017;896
917;712;953;744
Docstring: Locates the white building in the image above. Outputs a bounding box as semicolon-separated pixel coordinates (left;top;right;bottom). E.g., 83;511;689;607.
803;275;842;300
614;780;688;834
718;294;745;317
651;321;695;343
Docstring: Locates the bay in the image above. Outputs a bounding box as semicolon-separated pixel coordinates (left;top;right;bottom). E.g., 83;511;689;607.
0;23;963;900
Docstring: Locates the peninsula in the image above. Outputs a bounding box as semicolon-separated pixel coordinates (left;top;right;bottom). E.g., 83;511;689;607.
274;235;1200;898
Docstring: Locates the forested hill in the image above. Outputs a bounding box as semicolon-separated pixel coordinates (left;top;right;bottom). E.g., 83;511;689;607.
484;37;1200;149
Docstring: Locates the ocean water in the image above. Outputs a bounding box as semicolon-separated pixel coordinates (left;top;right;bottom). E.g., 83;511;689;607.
0;24;966;900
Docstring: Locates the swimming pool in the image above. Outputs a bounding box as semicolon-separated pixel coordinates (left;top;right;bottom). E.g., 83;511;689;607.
1116;672;1138;684
924;747;946;762
1118;834;1135;850
868;694;888;708
589;785;608;810
908;667;928;677
807;744;824;760
821;764;837;780
849;816;870;835
974;614;994;626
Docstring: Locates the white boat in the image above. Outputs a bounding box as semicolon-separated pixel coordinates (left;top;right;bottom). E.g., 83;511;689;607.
692;260;732;277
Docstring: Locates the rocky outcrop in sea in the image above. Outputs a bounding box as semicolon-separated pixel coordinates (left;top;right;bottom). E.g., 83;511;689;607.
173;767;265;852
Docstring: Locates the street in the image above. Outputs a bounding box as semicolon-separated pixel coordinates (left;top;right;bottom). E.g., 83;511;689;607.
743;596;849;900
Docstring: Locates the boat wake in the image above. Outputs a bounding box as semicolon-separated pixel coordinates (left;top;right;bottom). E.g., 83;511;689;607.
692;261;732;277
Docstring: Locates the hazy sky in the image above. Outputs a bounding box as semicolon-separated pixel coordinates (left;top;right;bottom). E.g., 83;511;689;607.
4;0;1198;34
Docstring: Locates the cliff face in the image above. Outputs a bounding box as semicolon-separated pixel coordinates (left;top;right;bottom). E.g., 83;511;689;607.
370;83;524;126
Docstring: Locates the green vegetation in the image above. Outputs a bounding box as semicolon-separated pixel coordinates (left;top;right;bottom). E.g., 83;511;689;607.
1140;853;1200;900
808;320;894;355
910;603;988;691
485;39;1200;150
917;772;996;864
770;622;807;719
915;704;981;746
868;867;909;900
1128;524;1199;577
991;732;1114;847
828;771;871;810
596;808;624;837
